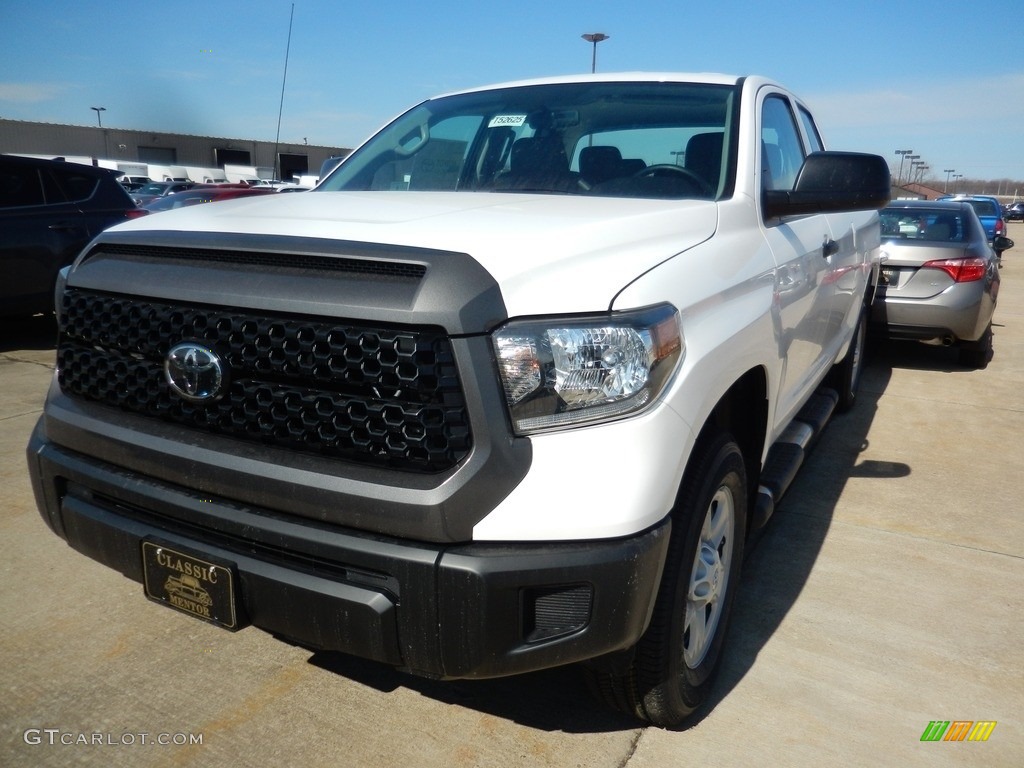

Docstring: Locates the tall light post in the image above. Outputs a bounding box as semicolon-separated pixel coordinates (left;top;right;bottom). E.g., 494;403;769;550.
953;174;964;193
943;169;955;192
581;33;609;73
91;107;108;158
904;154;920;186
894;149;912;185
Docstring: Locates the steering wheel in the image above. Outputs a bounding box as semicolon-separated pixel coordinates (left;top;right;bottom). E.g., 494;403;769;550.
633;164;713;196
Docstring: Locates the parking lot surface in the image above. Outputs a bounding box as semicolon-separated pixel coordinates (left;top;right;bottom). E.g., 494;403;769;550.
2;224;1022;767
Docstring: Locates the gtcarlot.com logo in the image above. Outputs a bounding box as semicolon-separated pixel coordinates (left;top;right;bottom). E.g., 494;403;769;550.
23;729;203;747
920;720;997;742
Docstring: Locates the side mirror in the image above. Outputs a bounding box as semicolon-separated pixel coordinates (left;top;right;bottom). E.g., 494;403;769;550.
993;235;1014;252
764;151;891;219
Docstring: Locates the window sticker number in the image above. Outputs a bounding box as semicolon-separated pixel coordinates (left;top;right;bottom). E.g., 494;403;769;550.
489;114;527;128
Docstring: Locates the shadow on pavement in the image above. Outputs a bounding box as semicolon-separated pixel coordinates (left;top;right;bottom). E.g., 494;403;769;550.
689;330;995;728
307;650;639;734
305;332;992;732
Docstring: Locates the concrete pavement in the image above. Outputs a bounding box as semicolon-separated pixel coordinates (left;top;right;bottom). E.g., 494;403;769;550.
2;225;1021;767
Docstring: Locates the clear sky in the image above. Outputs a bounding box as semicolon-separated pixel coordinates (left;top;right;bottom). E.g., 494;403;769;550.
2;0;1023;184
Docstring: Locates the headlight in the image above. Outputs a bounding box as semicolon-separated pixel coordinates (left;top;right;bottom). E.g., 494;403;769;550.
493;304;683;435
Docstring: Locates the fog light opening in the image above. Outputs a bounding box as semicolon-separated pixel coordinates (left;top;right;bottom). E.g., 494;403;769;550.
521;584;593;643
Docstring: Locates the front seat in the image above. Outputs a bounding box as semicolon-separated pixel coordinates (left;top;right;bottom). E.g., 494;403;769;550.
493;136;574;192
684;132;723;193
579;146;625;186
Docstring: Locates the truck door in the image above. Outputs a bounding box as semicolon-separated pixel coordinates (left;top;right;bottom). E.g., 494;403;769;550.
796;103;872;368
759;93;834;427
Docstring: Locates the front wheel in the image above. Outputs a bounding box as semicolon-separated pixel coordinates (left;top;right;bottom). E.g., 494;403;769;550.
586;431;747;727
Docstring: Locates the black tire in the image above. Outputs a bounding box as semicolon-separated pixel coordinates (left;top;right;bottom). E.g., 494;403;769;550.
829;304;868;412
585;431;747;727
958;324;992;369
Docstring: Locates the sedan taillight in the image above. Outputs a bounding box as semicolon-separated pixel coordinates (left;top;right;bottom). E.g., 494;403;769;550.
922;258;987;283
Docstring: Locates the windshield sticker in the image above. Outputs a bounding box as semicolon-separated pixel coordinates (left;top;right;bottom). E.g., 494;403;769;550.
488;114;527;128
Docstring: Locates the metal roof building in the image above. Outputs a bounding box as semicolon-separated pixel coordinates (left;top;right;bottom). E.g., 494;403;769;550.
0;118;349;182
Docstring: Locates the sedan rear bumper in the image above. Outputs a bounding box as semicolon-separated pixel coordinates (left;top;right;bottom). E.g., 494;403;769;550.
871;281;996;343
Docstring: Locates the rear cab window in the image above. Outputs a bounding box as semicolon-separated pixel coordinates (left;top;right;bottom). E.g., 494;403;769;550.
797;106;824;153
760;94;807;192
966;200;998;218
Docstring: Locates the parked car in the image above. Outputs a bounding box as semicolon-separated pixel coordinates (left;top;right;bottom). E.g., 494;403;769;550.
938;194;1009;260
131;180;195;206
1004;202;1024;222
142;185;276;212
0;154;147;317
874;199;1005;367
118;174;151;192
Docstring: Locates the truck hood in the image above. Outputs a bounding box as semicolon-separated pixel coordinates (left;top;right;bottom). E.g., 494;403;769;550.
116;191;718;316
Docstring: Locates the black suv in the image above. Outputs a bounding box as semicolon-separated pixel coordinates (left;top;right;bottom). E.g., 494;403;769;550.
1;154;145;317
1005;202;1024;222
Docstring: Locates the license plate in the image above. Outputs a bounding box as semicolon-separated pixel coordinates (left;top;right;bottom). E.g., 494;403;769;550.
142;541;242;630
880;267;901;288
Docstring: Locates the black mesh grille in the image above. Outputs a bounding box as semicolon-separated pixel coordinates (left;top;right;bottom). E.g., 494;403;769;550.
57;288;471;472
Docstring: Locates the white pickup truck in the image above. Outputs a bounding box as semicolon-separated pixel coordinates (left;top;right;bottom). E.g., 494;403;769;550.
28;73;889;726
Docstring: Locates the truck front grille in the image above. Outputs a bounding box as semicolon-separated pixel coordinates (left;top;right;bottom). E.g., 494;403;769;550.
57;288;471;472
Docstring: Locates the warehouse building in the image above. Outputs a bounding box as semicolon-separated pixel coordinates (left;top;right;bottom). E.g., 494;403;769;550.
0;118;349;183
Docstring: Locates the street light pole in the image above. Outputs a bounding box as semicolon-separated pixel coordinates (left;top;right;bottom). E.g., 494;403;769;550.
581;33;609;73
943;169;955;192
904;154;920;186
91;106;106;128
894;149;912;186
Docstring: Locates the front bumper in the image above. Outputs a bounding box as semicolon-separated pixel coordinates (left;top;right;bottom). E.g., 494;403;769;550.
27;422;669;679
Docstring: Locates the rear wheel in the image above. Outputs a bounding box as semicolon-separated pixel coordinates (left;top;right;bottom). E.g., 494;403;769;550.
585;431;747;727
958;324;992;369
829;304;868;412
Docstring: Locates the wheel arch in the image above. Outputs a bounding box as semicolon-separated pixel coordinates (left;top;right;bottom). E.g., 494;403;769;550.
691;366;768;535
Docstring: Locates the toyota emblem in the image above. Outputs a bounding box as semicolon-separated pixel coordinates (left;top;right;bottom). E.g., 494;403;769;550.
165;343;224;402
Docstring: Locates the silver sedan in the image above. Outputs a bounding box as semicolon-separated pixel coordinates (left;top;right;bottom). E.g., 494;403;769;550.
872;199;1005;368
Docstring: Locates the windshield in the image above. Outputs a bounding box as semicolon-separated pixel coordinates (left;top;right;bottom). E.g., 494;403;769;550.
316;81;738;200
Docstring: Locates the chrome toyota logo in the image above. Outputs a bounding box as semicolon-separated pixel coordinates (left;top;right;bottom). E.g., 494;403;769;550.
165;343;224;402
